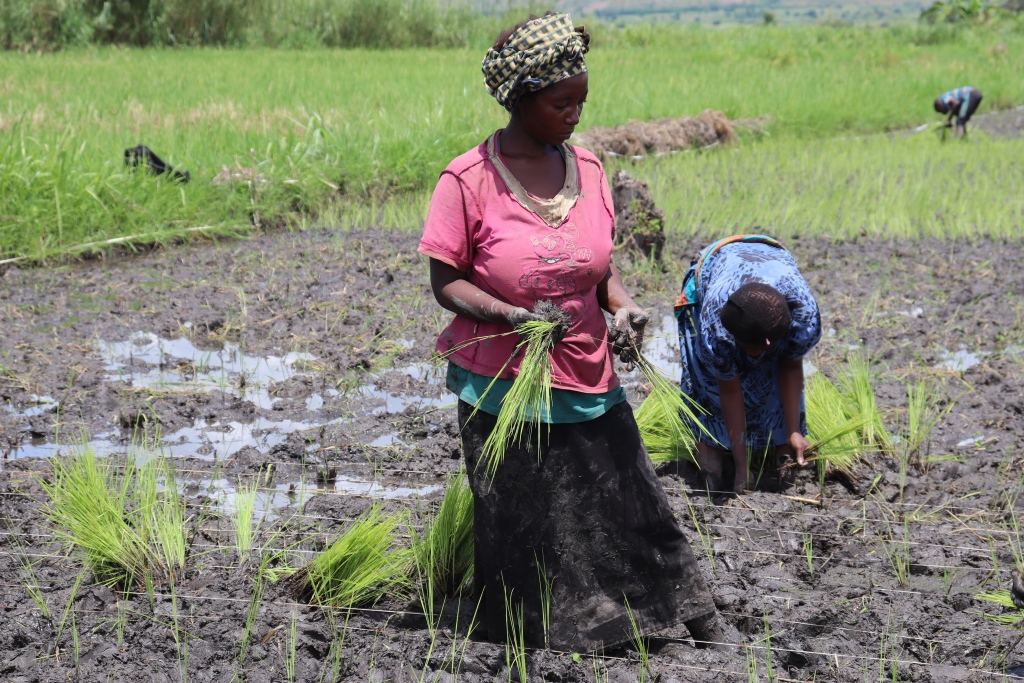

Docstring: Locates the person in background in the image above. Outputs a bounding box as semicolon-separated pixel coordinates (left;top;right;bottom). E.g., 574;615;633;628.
419;12;736;654
675;235;822;495
934;86;983;137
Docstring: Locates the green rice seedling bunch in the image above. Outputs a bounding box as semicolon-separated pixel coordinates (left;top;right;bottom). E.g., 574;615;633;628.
837;356;892;451
632;348;710;465
233;480;262;563
42;447;185;589
296;505;412;608
412;470;474;599
477;301;570;478
805;372;871;480
976;589;1024;626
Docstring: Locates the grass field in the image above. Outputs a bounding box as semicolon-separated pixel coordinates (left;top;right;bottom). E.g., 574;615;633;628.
2;23;1023;260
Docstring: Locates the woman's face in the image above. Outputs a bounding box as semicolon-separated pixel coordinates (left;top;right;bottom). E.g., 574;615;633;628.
514;72;589;146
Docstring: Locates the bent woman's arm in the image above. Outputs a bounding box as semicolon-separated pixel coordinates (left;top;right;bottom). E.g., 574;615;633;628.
778;357;809;465
717;376;749;492
428;258;539;326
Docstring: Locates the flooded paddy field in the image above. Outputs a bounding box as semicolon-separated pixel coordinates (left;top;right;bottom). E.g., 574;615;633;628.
3;229;1024;681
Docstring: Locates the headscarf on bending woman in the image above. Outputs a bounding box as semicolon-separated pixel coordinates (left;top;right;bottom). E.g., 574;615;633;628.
481;12;590;111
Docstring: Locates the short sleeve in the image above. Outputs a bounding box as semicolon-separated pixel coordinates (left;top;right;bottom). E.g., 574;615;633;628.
697;298;739;381
783;289;822;362
418;171;478;272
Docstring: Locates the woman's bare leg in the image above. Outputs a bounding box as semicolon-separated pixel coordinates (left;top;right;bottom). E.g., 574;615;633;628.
694;442;725;492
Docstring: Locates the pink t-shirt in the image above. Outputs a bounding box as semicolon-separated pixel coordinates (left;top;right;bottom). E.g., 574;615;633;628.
418;133;619;394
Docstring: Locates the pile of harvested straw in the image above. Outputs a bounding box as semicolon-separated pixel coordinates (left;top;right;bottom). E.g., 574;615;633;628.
573;110;736;160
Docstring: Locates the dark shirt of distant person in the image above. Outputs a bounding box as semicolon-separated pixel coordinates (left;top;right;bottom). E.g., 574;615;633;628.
934;86;983;137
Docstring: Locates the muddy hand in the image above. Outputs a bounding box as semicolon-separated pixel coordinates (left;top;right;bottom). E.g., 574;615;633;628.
610;306;650;364
789;432;810;467
506;306;544;336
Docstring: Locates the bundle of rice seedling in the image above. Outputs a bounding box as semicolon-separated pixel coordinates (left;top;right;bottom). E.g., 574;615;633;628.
632;349;711;465
475;301;569;479
42;447;185;589
976;589;1024;626
805;372;872;478
294;505;412;609
411;471;474;598
574;110;736;160
837;355;891;451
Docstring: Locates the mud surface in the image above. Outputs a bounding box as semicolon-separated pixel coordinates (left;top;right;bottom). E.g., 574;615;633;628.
3;228;1024;681
973;105;1024;139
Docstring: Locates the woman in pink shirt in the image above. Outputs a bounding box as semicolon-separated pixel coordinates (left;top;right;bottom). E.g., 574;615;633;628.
419;13;732;653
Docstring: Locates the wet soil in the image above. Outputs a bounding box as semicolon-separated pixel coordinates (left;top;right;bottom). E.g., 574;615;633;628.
2;228;1024;681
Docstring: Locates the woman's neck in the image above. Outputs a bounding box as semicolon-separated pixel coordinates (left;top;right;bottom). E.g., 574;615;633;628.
499;118;556;159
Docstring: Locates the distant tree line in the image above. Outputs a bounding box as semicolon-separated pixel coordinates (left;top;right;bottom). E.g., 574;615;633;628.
0;0;504;50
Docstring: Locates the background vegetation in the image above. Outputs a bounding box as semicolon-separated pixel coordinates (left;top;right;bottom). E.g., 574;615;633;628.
1;20;1023;260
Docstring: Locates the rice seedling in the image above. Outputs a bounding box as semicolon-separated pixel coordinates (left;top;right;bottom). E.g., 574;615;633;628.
624;597;651;683
536;552;553;649
286;608;298;683
237;558;267;674
295;505;412;609
880;521;912;588
804;532;814;578
504;586;529;683
411;470;474;601
632;345;713;464
837;356;891;451
976;589;1024;627
233;479;263;563
682;488;716;572
805;372;871;484
42;446;186;590
478;317;561;479
13;535;51;620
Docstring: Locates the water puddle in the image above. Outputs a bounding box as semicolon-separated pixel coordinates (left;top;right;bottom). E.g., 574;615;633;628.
96;332;316;410
161;416;343;461
192;474;443;519
4;394;59;418
934;348;989;373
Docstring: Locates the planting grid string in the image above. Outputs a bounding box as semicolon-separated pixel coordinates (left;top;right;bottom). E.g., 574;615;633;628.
8;586;1023;681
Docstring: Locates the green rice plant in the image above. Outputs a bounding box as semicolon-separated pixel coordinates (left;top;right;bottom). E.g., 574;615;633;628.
536;552;552;649
503;586;528;683
976;589;1024;626
633;348;713;465
682;488;716;572
42;446;185;589
478;319;559;478
805;372;871;483
623;597;651;683
286;608;298;683
411;470;474;600
12;534;51;620
880;521;912;588
238;558;267;673
804;532;814;577
837;356;891;451
233;479;262;563
297;505;413;608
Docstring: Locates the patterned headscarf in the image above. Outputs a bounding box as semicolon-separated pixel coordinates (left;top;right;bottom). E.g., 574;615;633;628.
481;13;590;112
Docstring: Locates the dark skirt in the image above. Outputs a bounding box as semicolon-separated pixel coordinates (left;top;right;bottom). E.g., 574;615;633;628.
459;399;716;652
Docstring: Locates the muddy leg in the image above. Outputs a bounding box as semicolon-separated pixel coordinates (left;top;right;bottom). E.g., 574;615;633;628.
695;442;726;493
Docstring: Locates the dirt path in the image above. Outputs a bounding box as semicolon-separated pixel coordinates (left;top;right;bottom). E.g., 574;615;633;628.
2;229;1024;681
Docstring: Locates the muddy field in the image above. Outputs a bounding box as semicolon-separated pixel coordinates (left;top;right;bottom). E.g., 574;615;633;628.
2;228;1024;682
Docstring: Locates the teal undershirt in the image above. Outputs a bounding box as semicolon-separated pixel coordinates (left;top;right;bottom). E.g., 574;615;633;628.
446;363;627;424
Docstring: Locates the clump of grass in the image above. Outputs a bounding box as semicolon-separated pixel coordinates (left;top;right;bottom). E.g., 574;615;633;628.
295;505;412;608
633;348;711;465
411;470;474;598
42;446;186;590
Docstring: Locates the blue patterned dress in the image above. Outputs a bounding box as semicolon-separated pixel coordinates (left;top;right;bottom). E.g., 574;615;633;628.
675;239;821;450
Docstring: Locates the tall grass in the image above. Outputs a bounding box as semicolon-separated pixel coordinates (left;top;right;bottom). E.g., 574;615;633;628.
41;445;187;589
0;0;492;50
2;24;1023;259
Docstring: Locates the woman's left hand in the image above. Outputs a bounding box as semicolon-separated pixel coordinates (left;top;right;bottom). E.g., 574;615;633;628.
789;432;810;467
610;306;650;362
